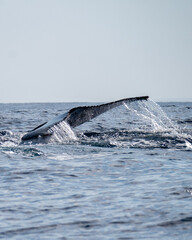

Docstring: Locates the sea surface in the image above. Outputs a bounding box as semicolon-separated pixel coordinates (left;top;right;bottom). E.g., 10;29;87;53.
0;99;192;240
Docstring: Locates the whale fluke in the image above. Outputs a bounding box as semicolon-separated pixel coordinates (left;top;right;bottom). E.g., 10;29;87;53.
65;96;149;127
21;96;149;141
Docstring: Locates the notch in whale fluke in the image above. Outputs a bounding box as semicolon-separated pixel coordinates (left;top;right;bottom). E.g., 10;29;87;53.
21;96;149;141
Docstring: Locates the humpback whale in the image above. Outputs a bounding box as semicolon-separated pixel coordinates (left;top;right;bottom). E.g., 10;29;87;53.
21;96;149;141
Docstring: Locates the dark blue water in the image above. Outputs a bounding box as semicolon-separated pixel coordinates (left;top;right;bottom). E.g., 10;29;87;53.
0;100;192;239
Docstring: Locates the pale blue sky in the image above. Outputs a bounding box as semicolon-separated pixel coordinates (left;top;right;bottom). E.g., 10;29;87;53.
0;0;192;103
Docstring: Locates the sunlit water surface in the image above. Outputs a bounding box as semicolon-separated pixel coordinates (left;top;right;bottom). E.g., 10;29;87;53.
0;100;192;239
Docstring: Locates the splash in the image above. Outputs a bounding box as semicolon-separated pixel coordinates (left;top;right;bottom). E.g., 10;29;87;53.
124;99;177;132
49;121;77;143
0;130;20;147
124;99;192;149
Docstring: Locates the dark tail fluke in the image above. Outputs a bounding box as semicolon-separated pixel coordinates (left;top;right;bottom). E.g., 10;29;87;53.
65;96;149;127
21;96;149;141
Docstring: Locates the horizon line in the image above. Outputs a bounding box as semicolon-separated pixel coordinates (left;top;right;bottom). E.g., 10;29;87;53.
0;98;192;104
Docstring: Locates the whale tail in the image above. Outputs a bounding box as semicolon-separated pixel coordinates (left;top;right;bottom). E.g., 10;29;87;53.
21;96;149;141
65;96;149;127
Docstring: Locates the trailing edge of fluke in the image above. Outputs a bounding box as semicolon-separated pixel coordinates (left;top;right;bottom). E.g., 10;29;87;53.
21;96;149;141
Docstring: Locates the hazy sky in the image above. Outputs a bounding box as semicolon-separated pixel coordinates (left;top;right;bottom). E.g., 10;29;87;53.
0;0;192;103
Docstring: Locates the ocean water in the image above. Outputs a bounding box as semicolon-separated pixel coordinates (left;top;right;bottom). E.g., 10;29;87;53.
0;99;192;240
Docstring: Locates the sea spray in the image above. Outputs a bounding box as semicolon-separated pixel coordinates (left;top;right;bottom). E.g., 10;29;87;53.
50;121;77;143
124;99;192;149
124;99;177;132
